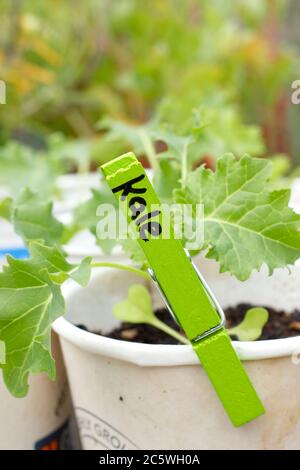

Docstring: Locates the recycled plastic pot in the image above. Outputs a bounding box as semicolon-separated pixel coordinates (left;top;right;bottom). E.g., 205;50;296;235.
0;333;77;450
53;259;300;450
0;226;79;449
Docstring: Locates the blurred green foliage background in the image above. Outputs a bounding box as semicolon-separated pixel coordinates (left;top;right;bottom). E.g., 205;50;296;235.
0;0;299;176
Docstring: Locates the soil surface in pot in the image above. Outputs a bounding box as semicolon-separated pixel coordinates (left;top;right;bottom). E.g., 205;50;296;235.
77;303;300;345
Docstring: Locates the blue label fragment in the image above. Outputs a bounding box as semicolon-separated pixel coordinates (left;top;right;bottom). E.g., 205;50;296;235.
0;247;29;259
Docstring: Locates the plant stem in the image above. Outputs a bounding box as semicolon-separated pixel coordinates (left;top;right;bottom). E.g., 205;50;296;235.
91;262;151;281
139;129;159;171
152;318;190;345
181;140;189;188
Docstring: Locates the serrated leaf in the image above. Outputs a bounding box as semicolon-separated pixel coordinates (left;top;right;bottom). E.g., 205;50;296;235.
69;256;92;286
0;242;92;396
227;307;269;341
0;256;65;397
13;189;63;246
174;154;300;280
29;242;91;287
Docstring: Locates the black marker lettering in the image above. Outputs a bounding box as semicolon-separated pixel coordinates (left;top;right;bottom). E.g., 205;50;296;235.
136;210;161;226
139;221;162;241
129;196;146;220
113;174;162;241
112;174;146;201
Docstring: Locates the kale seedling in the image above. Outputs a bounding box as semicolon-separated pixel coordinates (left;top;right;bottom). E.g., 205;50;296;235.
0;131;300;397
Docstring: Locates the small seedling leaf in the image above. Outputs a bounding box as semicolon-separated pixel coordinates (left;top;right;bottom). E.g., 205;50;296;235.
113;284;156;325
227;307;269;341
113;285;189;345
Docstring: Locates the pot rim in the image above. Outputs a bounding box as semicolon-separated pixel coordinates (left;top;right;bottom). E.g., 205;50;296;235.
53;267;300;366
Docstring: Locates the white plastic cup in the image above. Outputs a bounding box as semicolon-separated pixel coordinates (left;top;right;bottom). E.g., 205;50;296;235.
53;258;300;450
0;333;75;450
0;239;79;450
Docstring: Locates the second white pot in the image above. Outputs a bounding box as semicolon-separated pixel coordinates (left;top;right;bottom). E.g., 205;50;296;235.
0;333;75;450
53;259;300;450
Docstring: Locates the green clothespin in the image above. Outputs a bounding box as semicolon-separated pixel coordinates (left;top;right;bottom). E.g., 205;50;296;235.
101;152;265;427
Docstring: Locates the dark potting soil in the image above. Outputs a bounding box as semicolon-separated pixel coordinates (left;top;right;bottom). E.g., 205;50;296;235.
79;303;300;345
